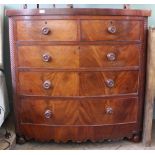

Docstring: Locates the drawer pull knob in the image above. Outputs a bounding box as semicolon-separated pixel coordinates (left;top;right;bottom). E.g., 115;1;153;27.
106;107;113;114
105;79;115;88
43;80;52;89
107;52;116;61
108;26;117;34
42;54;51;62
44;110;52;119
42;27;50;35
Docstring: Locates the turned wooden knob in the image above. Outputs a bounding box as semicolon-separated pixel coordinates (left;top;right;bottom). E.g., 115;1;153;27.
42;54;51;62
43;80;52;89
106;107;113;114
108;26;117;34
107;52;116;61
42;27;50;35
44;110;52;119
105;79;115;88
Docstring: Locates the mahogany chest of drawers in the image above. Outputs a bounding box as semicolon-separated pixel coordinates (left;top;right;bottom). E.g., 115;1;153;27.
6;8;151;143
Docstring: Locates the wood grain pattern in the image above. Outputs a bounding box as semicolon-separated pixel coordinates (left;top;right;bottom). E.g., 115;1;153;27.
20;98;138;125
5;8;151;17
81;20;141;41
143;27;155;146
18;72;79;96
18;71;138;96
8;17;21;135
79;71;139;96
79;45;140;68
17;44;140;68
136;17;148;143
6;8;149;143
10;15;146;22
17;20;78;41
20;123;138;142
18;46;79;68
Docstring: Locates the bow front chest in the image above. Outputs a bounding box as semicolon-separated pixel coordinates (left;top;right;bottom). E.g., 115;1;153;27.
6;8;151;143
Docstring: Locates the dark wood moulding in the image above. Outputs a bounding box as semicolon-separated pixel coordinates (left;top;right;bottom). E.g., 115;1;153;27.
6;8;151;17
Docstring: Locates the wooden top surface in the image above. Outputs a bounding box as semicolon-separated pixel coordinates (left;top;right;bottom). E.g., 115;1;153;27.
6;8;151;17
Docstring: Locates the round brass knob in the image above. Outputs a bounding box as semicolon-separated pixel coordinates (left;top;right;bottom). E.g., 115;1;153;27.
43;80;52;89
105;79;115;88
44;110;52;119
105;107;113;114
42;27;50;35
107;52;116;61
42;54;51;62
108;26;117;34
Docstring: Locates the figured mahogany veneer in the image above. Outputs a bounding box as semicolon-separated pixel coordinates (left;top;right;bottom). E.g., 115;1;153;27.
16;20;78;41
6;8;150;143
81;20;141;41
18;71;138;96
21;98;138;125
18;45;140;68
18;46;79;68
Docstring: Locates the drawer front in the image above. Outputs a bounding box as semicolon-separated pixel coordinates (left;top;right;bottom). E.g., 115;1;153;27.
18;46;79;68
79;71;138;96
16;20;78;41
20;98;138;125
81;20;141;41
18;71;138;96
18;44;140;68
19;72;79;96
80;45;140;68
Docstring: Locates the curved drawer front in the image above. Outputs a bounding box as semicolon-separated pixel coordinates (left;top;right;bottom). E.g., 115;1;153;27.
16;20;78;41
81;20;141;41
18;44;140;68
20;98;138;125
18;71;139;96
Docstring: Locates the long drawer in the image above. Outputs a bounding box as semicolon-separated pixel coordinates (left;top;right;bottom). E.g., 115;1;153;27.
18;71;139;96
20;98;138;125
81;20;141;41
18;45;140;68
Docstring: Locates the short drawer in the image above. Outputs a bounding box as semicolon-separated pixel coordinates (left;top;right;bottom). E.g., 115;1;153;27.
18;44;140;68
79;45;140;68
19;72;79;96
81;20;141;41
20;98;138;125
16;20;78;41
18;71;139;96
18;46;79;68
